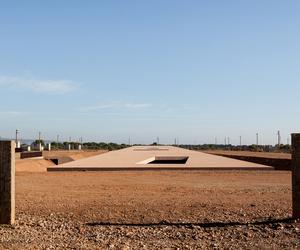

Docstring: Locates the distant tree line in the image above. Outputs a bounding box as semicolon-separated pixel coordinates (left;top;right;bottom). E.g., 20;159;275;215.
82;142;128;151
178;144;291;153
21;140;292;153
50;141;129;151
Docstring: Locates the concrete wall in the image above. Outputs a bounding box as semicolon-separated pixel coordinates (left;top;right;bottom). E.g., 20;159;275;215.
0;141;15;224
212;154;290;170
292;134;300;218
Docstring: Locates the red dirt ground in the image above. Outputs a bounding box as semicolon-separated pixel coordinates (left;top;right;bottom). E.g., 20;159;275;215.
4;150;297;249
16;170;291;223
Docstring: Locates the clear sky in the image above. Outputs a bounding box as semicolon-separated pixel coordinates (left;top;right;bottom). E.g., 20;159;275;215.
0;1;299;145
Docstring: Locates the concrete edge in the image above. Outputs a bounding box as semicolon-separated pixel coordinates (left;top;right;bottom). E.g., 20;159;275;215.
47;166;274;172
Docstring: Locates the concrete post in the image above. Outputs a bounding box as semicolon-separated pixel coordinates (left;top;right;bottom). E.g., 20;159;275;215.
291;133;300;218
0;141;15;224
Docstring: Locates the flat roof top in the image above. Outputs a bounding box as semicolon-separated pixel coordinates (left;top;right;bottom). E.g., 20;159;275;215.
47;146;273;171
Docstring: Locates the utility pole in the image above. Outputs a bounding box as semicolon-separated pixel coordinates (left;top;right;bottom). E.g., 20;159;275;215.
15;129;20;148
239;136;242;146
256;133;259;146
277;130;281;147
56;135;59;150
15;130;19;147
224;137;227;146
37;132;42;151
215;137;217;145
174;138;177;146
15;130;19;143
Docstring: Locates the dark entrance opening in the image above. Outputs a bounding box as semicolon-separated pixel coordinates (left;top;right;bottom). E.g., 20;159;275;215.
147;156;189;164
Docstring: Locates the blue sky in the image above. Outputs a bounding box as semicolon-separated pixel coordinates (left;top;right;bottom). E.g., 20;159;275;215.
0;1;299;145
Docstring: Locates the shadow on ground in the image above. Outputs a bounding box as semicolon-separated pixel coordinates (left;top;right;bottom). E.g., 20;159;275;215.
86;217;298;228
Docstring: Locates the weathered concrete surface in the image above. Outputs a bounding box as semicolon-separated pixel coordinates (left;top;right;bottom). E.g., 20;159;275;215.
0;141;15;224
48;146;273;172
292;134;300;218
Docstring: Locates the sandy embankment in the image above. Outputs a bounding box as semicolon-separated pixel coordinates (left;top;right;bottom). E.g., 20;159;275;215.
16;150;108;172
